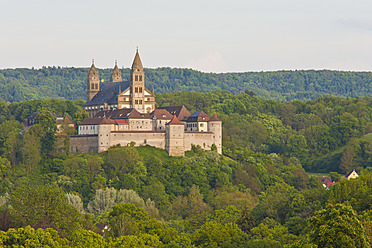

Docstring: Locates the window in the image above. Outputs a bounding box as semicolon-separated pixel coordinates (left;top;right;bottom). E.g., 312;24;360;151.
135;75;138;81
139;100;142;104
139;87;142;93
139;75;142;81
200;123;204;127
135;87;138;93
135;100;138;104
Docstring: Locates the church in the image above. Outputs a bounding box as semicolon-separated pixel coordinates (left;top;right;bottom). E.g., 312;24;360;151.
70;50;222;156
84;49;155;117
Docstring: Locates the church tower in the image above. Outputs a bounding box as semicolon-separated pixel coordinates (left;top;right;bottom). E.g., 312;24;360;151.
87;60;100;102
110;60;122;82
130;49;146;112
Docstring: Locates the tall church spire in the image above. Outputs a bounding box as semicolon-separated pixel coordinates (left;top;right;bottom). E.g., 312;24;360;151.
131;48;143;69
130;48;147;113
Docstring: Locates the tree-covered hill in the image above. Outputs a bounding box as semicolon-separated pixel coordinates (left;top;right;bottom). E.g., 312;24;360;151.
1;67;371;102
0;94;372;246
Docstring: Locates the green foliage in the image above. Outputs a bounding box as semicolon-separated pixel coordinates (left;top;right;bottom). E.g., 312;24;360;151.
69;228;106;248
251;183;306;224
327;173;372;213
170;185;212;220
87;187;153;215
310;203;370;247
191;221;248;247
108;233;163;248
1;67;372;102
248;218;298;245
66;193;84;213
0;226;69;247
0;90;371;246
10;184;81;237
207;205;241;225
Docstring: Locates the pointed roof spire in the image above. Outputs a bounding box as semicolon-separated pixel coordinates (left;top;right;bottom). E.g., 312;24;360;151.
89;59;98;76
166;115;184;125
90;59;96;69
131;48;143;69
111;60;122;82
209;113;221;122
113;60;119;71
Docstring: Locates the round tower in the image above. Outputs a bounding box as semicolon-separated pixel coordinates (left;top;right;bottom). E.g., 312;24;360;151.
87;60;100;102
208;113;222;154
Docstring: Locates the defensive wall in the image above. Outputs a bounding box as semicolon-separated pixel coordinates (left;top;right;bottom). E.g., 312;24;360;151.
70;129;218;156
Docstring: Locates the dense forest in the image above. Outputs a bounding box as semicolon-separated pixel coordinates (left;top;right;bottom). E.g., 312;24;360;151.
1;67;372;102
0;91;371;246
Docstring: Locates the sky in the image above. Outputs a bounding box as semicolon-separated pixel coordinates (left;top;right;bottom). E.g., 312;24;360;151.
1;0;372;72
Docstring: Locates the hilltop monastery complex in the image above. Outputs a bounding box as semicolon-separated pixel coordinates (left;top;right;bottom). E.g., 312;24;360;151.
70;50;222;156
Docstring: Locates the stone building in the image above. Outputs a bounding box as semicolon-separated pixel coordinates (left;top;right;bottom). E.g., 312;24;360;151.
84;49;155;117
70;50;222;156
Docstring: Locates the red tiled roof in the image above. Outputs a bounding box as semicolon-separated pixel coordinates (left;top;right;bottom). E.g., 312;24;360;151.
80;118;105;125
209;113;221;122
100;117;116;125
80;117;115;125
158;105;190;121
115;119;128;125
316;176;332;184
327;182;337;187
166;116;184;125
151;109;173;120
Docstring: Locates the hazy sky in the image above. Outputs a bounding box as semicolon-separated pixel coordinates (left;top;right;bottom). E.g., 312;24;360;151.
1;0;372;72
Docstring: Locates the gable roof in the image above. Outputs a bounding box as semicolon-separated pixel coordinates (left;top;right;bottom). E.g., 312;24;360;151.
188;111;210;122
115;119;128;125
346;170;359;179
316;176;332;185
151;109;173;120
94;108;151;119
157;105;190;121
84;81;130;106
80;117;115;125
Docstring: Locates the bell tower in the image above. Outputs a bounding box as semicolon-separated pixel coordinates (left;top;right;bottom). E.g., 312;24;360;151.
130;49;146;113
87;59;100;102
110;60;122;82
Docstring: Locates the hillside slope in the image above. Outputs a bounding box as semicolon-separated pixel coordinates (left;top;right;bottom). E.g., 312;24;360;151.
1;67;371;102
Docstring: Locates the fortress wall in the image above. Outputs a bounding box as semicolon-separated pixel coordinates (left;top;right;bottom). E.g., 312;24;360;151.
70;135;98;153
184;132;214;151
110;131;166;149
